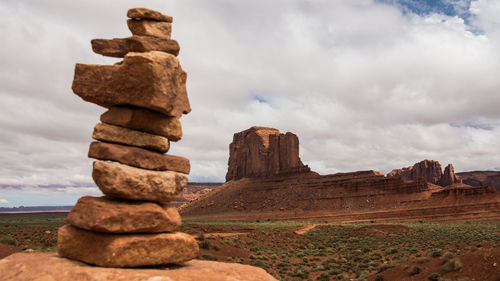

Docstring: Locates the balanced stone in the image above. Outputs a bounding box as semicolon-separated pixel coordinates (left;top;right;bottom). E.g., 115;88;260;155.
92;123;170;153
92;161;187;202
72;51;190;117
88;142;190;173
101;106;182;141
57;225;198;267
127;8;173;22
91;36;180;57
66;196;181;233
128;20;172;39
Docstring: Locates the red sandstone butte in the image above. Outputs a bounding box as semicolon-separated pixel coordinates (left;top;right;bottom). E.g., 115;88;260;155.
225;126;311;181
387;160;462;187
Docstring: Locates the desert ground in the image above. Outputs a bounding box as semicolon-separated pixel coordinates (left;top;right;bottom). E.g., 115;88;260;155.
1;212;499;281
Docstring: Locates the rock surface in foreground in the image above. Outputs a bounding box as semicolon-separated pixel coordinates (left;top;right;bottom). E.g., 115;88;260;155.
89;142;190;173
100;106;182;141
66;196;181;233
57;225;198;267
92;161;187;202
0;252;278;281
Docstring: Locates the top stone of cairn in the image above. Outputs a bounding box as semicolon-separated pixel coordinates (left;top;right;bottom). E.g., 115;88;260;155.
127;8;173;22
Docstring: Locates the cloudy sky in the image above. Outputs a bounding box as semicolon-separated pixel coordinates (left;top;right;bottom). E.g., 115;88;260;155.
1;0;499;206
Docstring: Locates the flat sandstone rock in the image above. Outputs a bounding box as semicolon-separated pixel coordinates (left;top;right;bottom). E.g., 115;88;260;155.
91;36;180;57
88;142;190;173
0;252;278;281
92;123;170;153
72;51;190;117
57;225;198;267
100;106;182;141
66;196;181;233
128;19;172;39
92;161;187;202
127;8;173;22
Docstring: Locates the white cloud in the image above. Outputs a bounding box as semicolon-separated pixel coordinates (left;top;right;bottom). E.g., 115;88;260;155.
0;0;499;195
0;199;8;204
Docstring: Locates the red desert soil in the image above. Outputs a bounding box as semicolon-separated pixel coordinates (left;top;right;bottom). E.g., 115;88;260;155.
367;248;500;281
0;243;22;259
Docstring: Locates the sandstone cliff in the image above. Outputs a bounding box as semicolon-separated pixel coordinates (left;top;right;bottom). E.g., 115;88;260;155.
387;160;462;187
225;126;311;181
457;171;500;191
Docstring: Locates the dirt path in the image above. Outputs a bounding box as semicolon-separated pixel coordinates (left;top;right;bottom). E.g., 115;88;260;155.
294;223;327;235
205;233;247;237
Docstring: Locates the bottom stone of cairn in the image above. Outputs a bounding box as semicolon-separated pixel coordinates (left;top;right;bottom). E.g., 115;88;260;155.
57;225;199;267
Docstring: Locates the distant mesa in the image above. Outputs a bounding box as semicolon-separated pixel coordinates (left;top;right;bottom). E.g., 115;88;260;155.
180;126;500;222
387;159;462;187
226;126;312;181
457;171;500;191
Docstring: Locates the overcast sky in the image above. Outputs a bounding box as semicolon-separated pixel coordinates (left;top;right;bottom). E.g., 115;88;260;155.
1;0;499;206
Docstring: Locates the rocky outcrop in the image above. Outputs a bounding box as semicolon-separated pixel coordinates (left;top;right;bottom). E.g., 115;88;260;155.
225;126;311;181
440;164;462;186
457;171;500;191
181;170;433;216
0;253;278;281
387;160;462;187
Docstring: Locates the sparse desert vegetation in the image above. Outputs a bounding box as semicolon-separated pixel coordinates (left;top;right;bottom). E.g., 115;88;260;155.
1;213;500;280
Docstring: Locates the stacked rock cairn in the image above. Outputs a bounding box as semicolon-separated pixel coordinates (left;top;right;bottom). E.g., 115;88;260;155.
57;8;199;267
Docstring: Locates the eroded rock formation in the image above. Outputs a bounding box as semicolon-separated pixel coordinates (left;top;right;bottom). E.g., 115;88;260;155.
387;160;462;187
457;171;500;191
225;126;311;181
181;129;500;222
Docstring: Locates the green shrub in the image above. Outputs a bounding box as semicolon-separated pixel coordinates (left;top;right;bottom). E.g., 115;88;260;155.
409;266;421;276
418;257;430;263
377;262;394;272
198;240;211;249
201;254;217;261
443;251;454;260
428;273;440;281
317;273;330;281
427;248;443;257
375;274;384;281
443;258;462;272
293;267;309;278
251;259;267;268
0;235;18;246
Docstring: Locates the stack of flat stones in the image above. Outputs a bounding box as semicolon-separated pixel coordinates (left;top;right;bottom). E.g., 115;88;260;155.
57;8;199;267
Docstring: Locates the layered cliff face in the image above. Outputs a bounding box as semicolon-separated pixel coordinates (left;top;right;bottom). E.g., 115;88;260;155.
457;171;500;191
387;160;462;187
181;129;500;221
225;126;311;181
